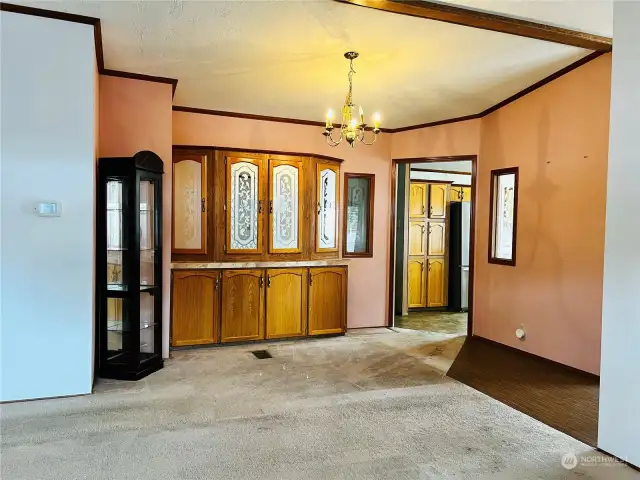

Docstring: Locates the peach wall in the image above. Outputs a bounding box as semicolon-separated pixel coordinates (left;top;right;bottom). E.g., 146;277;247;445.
390;119;481;159
173;111;392;328
99;75;173;358
474;54;612;375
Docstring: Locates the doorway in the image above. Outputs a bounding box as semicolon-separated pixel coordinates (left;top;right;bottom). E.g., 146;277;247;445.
388;156;477;338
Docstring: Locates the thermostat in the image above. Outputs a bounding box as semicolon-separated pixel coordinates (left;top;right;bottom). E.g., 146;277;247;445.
34;201;61;217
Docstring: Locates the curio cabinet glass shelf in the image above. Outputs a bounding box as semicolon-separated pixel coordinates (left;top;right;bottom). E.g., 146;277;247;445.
97;151;164;380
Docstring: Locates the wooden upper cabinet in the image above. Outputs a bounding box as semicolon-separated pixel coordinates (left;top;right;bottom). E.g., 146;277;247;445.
265;268;307;339
427;222;446;256
427;258;446;307
461;187;472;202
450;186;462;202
450;186;471;202
308;267;346;335
315;161;340;253
221;269;265;342
409;182;427;217
407;257;426;308
429;184;448;219
408;221;426;256
172;271;219;346
225;156;265;255
269;159;303;254
172;153;207;254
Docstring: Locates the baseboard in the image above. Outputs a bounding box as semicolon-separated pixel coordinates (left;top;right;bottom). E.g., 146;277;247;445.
0;392;91;405
471;335;600;381
596;448;640;472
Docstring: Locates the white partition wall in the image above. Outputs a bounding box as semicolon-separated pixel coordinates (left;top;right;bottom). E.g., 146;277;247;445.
598;0;640;468
0;12;96;401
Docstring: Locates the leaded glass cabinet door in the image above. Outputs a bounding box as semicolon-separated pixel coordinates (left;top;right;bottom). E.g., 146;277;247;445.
269;159;302;253
172;153;207;254
315;162;340;253
226;157;264;254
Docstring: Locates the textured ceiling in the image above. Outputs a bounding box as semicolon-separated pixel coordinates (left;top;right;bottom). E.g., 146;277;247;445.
10;1;608;128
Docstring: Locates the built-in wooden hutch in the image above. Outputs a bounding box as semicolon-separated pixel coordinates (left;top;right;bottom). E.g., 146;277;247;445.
170;148;348;348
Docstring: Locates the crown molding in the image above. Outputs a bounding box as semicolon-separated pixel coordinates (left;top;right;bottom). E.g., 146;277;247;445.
334;0;612;51
0;2;179;98
172;106;393;133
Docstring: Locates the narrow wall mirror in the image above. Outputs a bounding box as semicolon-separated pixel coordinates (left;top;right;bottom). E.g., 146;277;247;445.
343;173;375;258
489;167;519;266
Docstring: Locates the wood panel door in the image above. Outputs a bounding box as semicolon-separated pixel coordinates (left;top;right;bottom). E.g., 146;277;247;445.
221;269;265;342
408;221;426;256
409;182;427;217
269;159;303;254
266;268;307;339
427;222;446;256
429;184;448;219
171;271;219;346
407;257;427;308
427;259;446;307
308;267;347;335
225;157;265;255
315;162;340;253
172;153;207;254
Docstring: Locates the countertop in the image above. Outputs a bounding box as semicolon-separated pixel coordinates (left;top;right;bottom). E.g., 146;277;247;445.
171;259;350;269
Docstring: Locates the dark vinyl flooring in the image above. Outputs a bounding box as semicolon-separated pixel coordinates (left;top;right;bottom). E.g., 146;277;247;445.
447;337;599;446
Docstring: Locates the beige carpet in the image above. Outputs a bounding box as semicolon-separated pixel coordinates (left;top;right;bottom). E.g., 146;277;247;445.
1;329;637;479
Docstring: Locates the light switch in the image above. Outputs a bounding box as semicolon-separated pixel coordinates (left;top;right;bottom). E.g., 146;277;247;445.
34;201;61;217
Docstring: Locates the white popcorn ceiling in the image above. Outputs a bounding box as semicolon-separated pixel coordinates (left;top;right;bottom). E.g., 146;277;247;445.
11;1;611;128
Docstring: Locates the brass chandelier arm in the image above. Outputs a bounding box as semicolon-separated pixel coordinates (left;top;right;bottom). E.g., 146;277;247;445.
358;129;379;146
323;128;343;147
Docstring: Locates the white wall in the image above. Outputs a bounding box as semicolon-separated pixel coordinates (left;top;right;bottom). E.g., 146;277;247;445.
598;0;640;468
411;161;472;173
0;12;95;401
410;170;472;185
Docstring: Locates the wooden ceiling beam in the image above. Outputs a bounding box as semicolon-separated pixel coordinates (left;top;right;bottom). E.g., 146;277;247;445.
334;0;612;51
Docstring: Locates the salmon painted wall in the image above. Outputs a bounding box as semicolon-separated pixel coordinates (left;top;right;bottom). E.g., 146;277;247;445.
99;75;173;358
390;119;481;159
475;54;612;375
173;111;392;328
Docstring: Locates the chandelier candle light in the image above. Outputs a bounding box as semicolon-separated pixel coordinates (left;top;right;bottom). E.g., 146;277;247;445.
323;52;381;147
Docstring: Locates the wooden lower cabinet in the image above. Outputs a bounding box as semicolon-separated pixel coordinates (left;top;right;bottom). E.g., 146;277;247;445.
171;271;219;346
171;266;346;347
427;258;446;307
407;257;426;308
266;268;307;339
308;267;347;335
221;269;265;342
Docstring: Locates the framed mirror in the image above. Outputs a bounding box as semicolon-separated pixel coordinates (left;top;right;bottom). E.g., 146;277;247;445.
343;173;375;258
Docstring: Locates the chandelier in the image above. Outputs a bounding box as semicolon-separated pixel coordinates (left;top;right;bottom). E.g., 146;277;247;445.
323;52;381;148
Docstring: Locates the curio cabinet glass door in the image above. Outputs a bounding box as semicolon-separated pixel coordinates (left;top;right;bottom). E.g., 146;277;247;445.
97;151;164;381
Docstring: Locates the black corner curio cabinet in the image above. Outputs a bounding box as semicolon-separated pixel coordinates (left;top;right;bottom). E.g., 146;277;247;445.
97;151;164;380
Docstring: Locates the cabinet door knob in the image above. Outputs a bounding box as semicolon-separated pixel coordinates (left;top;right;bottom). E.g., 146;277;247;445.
267;274;271;288
309;275;313;286
269;200;273;214
201;197;206;212
258;200;263;214
259;275;264;288
317;201;322;215
215;276;219;290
